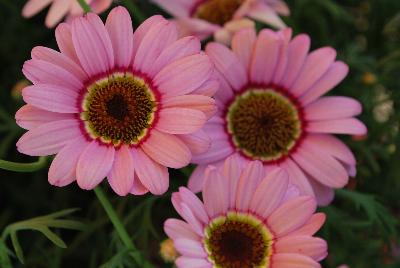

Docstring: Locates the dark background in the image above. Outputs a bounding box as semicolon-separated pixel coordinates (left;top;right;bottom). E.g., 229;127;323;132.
0;0;400;267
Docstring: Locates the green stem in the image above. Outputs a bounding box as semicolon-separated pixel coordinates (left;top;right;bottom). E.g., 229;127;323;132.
93;187;142;265
122;0;146;23
77;0;92;13
0;157;47;172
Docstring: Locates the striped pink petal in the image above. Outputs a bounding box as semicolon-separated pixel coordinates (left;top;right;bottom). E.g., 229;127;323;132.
275;236;328;261
279;158;315;197
108;145;135;196
164;219;199;241
76;141;115;190
271;253;321;268
232;27;257;71
157;108;206;134
45;0;71;28
16;105;73;130
304;96;362;121
289;213;326;236
163;95;216;119
203;166;229;218
178;130;211;155
307;118;367;135
55;23;79;63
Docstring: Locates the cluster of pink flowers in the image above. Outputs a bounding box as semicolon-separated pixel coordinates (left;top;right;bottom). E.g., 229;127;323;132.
16;1;367;267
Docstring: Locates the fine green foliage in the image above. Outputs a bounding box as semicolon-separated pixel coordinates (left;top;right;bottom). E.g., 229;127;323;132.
0;209;86;264
0;0;399;267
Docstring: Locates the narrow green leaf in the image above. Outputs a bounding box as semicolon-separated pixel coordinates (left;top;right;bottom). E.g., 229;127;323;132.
35;227;67;248
10;231;24;264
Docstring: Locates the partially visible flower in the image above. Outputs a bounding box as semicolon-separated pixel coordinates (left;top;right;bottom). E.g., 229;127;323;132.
22;0;112;28
16;7;216;196
189;28;367;206
362;72;377;85
164;156;328;268
151;0;289;43
160;238;179;263
11;79;30;100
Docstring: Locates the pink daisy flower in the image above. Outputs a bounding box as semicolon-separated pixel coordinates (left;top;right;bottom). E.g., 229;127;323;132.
16;6;217;196
165;156;328;267
22;0;112;28
189;28;367;206
151;0;289;43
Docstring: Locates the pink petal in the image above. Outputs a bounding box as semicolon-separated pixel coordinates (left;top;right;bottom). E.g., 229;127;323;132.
48;136;88;187
306;134;356;166
299;61;349;105
290;47;336;97
134;20;178;75
163;95;216;119
188;165;208;193
235;161;264;212
249;168;289;218
273;28;293;84
247;2;286;29
250;29;280;84
307;118;367;135
71;13;114;77
90;0;112;13
178;187;209;224
164;219;198;241
202;166;229;218
23;59;83;91
309;178;335;206
132;15;165;59
289;213;326;236
22;84;79;113
130;174;149;195
191;138;234;165
281;34;310;89
156;108;206;134
108;145;135;196
154;54;213;98
291;143;348;188
105;6;134;69
271;253;322;268
304;96;362;121
179;203;204;236
191;79;219;97
275;235;328;261
55;23;79;63
151;0;192;17
17;119;81;156
267;196;316;237
279;158;315;197
174;239;207;258
174;18;219;41
178;130;211;155
176;256;212;268
15;105;73;130
76;141;115;190
232;27;257;71
141;129;191;168
31;46;87;81
213;70;235;104
149;36;201;77
131;148;169;195
45;0;71;28
22;0;52;18
222;154;245;209
206;42;247;91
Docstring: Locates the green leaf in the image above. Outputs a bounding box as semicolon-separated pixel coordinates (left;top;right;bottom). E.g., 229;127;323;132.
10;231;24;264
34;227;67;248
0;239;12;268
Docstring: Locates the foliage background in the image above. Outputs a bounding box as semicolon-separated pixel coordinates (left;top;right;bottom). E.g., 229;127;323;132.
0;0;400;267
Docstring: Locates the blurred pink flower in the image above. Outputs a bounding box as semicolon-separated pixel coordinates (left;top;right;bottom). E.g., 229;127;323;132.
16;6;217;196
188;28;367;206
22;0;112;28
164;156;328;267
151;0;289;43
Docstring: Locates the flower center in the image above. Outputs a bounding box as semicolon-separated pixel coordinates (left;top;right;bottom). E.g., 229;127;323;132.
194;0;245;26
226;88;302;162
81;73;157;146
204;212;273;268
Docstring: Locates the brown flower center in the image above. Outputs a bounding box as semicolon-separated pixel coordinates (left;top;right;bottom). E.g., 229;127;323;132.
81;73;157;146
226;89;302;162
194;0;245;26
204;213;273;268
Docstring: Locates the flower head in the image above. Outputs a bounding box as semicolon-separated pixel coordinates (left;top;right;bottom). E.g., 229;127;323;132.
16;6;217;196
151;0;289;43
189;28;367;205
22;0;112;28
165;156;327;267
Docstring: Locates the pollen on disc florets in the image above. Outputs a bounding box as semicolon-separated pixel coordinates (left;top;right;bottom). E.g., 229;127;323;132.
194;0;245;26
226;88;302;162
81;73;157;146
204;212;273;268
